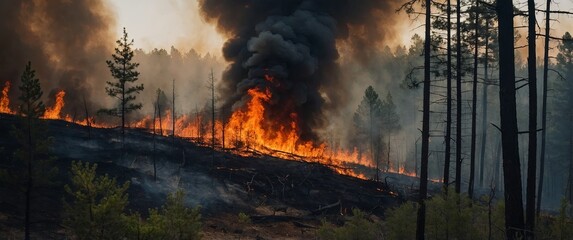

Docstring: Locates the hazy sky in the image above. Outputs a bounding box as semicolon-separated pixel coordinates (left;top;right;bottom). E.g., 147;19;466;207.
110;0;573;57
109;0;224;56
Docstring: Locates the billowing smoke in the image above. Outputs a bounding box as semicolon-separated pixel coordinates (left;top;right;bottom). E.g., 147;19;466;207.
199;0;401;142
0;0;115;114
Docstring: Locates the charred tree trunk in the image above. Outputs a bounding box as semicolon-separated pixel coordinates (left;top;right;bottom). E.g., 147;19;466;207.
153;103;157;181
210;69;215;167
455;0;463;194
469;1;479;199
83;96;91;139
157;92;163;136
24;113;33;240
537;0;551;217
416;0;431;238
525;0;538;236
172;79;175;145
497;0;526;237
444;0;453;192
569;101;573;208
480;20;490;188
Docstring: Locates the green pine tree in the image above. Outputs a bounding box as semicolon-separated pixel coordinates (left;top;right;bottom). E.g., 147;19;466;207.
63;161;131;239
4;62;57;240
100;27;144;138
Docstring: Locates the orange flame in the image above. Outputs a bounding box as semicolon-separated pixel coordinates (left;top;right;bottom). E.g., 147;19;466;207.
43;90;66;119
0;77;424;181
0;81;13;114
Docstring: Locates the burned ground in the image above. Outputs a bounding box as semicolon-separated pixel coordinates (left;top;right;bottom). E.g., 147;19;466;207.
0;113;432;239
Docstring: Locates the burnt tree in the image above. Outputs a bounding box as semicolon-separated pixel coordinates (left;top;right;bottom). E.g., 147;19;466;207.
468;0;479;199
537;0;551;218
444;0;453;192
497;0;526;238
525;0;538;236
455;0;463;194
416;0;432;237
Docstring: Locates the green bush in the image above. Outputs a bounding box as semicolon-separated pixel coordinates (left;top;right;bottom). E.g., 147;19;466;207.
238;212;251;225
63;161;131;239
63;161;201;240
317;208;381;240
384;201;417;240
384;190;506;240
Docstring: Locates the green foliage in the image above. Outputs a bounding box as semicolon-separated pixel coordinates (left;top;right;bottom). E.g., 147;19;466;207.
0;62;57;238
64;163;202;240
18;61;45;118
149;190;201;240
384;202;417;240
549;198;573;240
125;190;202;240
63;161;131;240
317;208;381;240
425;191;478;239
351;86;401;169
238;212;251;225
534;199;573;240
100;27;144;118
384;191;507;240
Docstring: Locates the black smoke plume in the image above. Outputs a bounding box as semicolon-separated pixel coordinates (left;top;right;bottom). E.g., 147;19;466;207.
0;0;115;114
199;0;400;142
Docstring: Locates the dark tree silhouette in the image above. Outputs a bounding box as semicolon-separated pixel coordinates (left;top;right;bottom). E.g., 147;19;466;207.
416;0;431;237
497;0;525;237
14;62;52;240
454;0;463;194
353;86;383;180
525;0;538;236
537;0;551;218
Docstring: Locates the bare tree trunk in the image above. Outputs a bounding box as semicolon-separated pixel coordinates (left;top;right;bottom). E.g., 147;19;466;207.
172;79;175;145
416;0;431;238
469;1;479;199
83;96;91;139
569;102;573;209
525;0;538;236
153;103;157;181
444;0;453;192
455;0;463;194
210;69;215;167
495;137;502;189
24;113;33;240
497;0;526;237
480;20;490;189
157;92;163;136
537;0;551;218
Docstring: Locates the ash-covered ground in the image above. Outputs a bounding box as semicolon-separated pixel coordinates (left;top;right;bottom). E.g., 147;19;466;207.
0;114;436;239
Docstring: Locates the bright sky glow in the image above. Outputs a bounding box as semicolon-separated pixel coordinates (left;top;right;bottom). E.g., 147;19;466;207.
109;0;224;56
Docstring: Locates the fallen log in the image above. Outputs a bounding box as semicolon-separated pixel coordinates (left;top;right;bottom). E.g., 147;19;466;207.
311;200;341;215
292;221;317;229
249;215;308;224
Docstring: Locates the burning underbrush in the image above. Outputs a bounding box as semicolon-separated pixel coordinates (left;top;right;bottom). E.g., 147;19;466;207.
0;79;419;180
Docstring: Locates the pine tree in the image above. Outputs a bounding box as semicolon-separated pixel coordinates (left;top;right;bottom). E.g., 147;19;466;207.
63;161;131;239
100;27;144;139
353;86;383;180
10;62;57;240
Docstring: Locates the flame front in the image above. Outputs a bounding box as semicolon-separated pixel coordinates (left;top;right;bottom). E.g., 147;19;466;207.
0;81;13;114
43;90;66;119
0;79;424;180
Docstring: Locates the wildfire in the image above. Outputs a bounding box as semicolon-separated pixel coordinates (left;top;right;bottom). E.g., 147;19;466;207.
0;78;422;181
0;81;13;114
43;90;66;119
